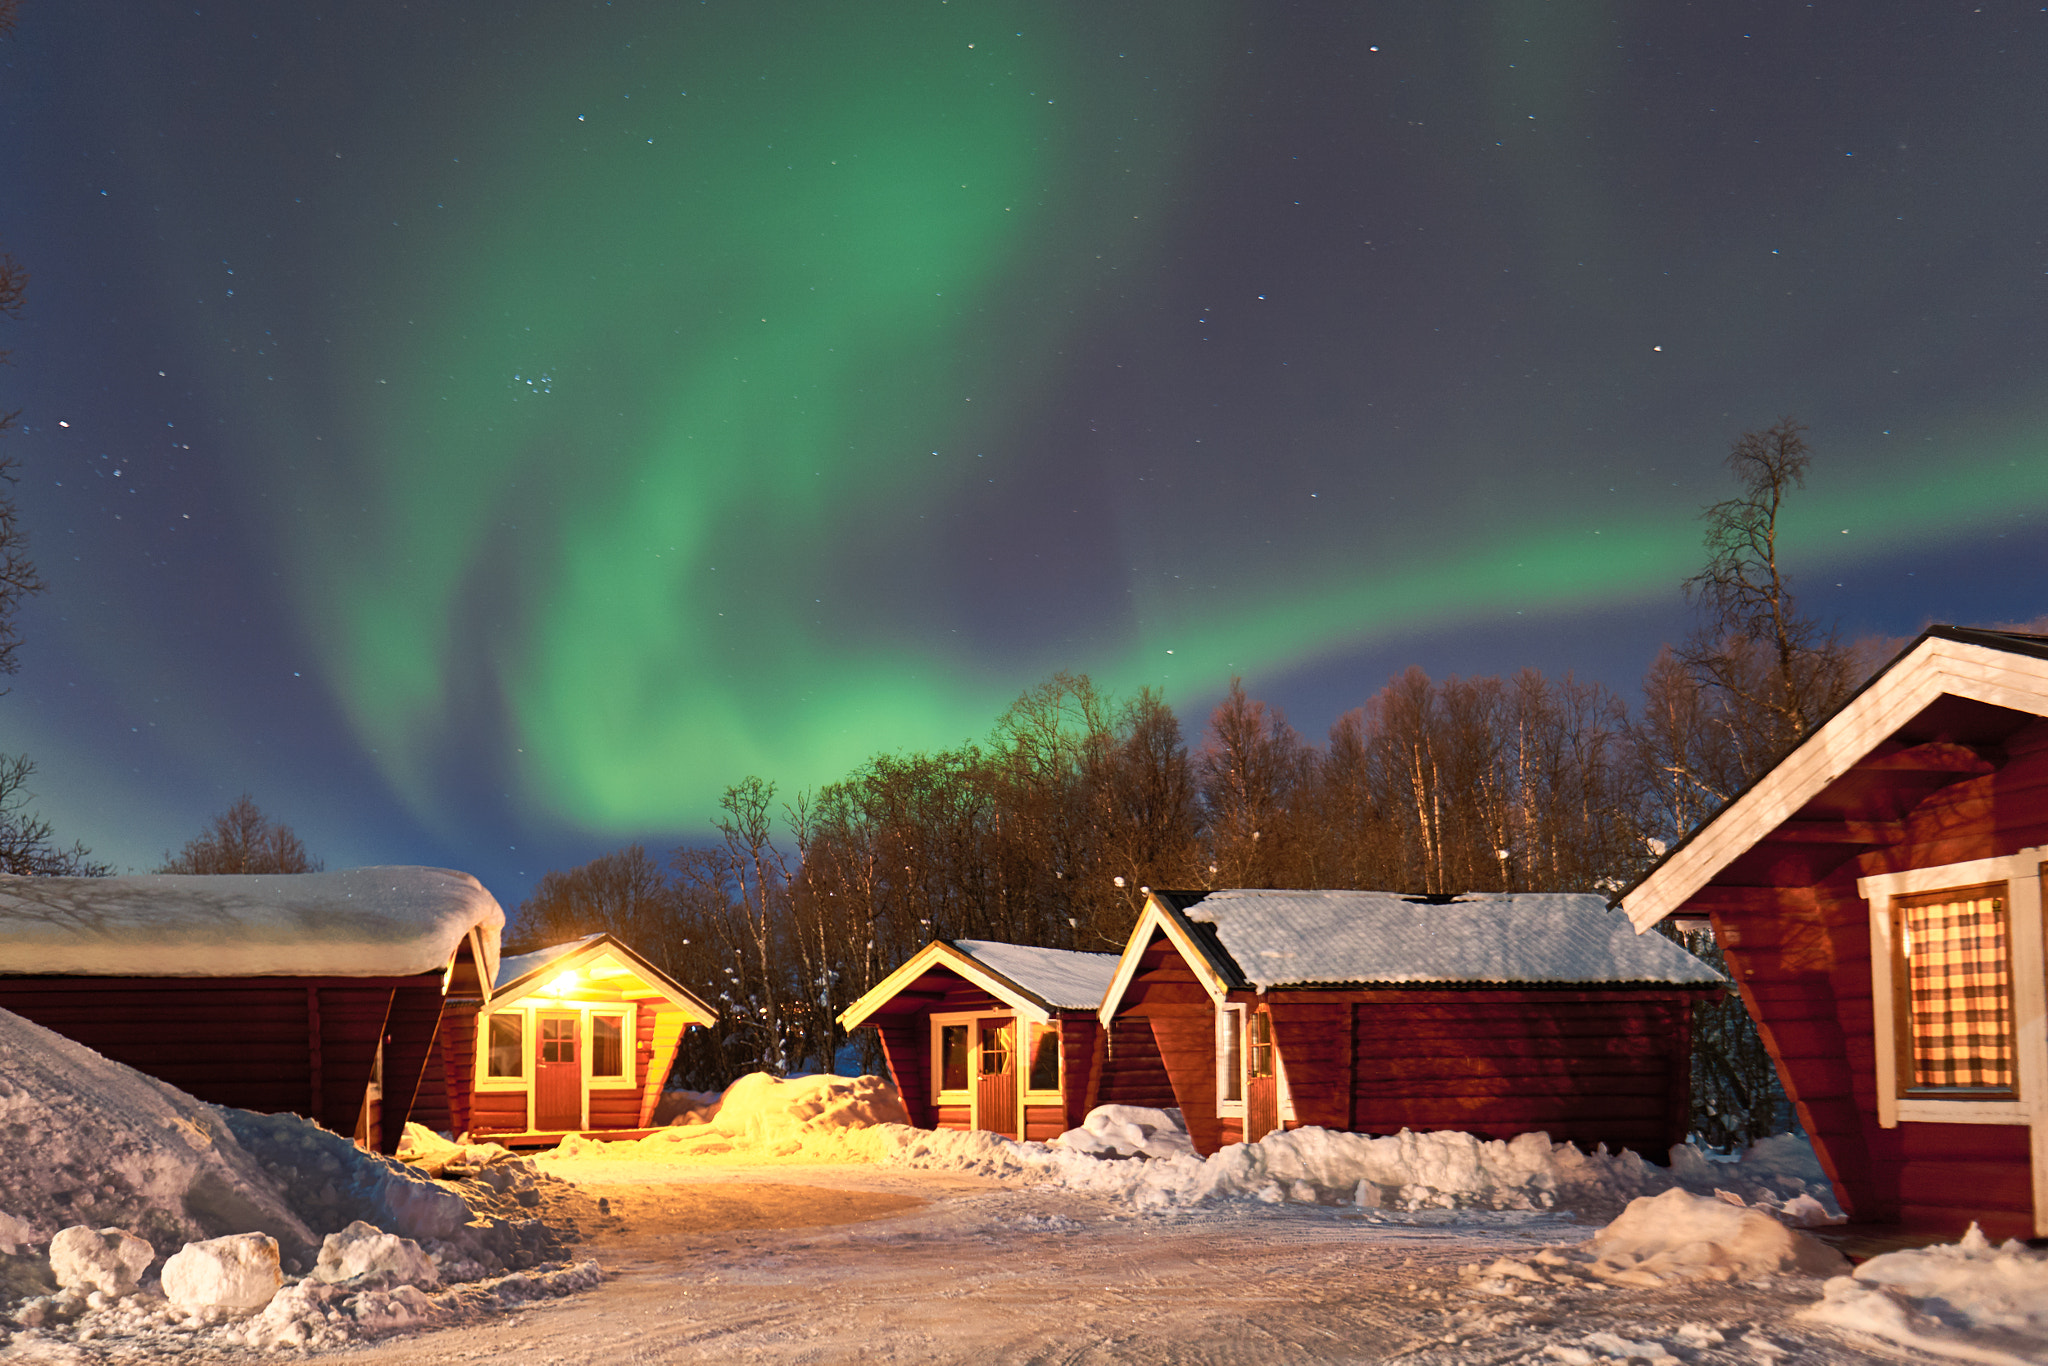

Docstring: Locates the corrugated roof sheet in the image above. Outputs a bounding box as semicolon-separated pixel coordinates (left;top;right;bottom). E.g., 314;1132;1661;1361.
1179;889;1722;990
952;938;1123;1011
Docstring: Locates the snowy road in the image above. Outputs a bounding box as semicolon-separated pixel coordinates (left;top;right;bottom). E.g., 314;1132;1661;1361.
332;1162;1910;1365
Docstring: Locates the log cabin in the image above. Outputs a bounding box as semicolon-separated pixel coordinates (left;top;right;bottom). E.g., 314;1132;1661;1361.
426;933;717;1146
1096;888;1722;1158
838;939;1122;1140
1618;626;2048;1239
0;866;503;1154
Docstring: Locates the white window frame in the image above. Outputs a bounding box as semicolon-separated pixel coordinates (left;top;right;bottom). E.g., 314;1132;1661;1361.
474;1001;640;1096
1860;848;2046;1129
929;1010;986;1106
1022;1019;1064;1101
1216;1003;1246;1117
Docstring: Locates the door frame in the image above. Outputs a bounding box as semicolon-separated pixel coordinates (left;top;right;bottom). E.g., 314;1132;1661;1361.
534;1010;586;1132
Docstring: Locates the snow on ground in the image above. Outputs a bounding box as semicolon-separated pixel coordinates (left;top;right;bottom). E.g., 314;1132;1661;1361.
0;1007;598;1358
9;1033;2048;1364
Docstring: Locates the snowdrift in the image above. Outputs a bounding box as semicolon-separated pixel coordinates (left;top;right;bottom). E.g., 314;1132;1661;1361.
0;1006;592;1355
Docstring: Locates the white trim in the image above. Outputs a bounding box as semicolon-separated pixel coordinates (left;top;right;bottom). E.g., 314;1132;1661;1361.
1099;896;1231;1030
1216;1003;1246;1118
928;1010;983;1107
839;941;1054;1031
1021;1019;1064;1102
1623;638;2048;932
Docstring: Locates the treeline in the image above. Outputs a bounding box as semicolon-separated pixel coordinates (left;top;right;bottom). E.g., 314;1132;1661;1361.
511;419;1863;1146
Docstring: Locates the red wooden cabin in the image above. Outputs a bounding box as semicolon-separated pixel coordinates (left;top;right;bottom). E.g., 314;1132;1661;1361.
416;933;716;1146
0;866;503;1154
838;939;1122;1140
1619;626;2048;1239
1096;888;1721;1158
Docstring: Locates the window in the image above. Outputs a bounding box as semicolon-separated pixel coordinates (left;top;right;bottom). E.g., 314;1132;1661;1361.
1894;885;2015;1096
1216;1004;1245;1113
486;1013;524;1079
1860;847;2046;1129
539;1015;577;1064
1248;1010;1275;1080
979;1021;1013;1077
1026;1022;1061;1094
591;1014;626;1079
938;1022;970;1096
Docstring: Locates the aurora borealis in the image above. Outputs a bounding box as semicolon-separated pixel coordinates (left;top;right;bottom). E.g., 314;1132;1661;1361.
2;3;2044;897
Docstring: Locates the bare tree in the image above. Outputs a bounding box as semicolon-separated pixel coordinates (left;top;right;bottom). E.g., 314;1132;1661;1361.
510;844;676;955
0;754;109;875
158;795;322;874
1677;419;1857;786
676;777;799;1075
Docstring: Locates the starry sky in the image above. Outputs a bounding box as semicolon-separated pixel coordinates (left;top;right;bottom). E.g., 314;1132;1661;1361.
1;2;2043;905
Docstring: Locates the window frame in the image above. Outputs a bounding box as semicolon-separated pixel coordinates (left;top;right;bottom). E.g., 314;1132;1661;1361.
482;1009;527;1085
1861;848;2046;1128
1023;1019;1063;1100
589;1012;629;1081
929;1010;989;1106
1216;1003;1246;1117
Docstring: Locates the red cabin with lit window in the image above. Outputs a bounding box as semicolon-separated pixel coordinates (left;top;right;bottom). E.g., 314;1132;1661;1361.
416;933;716;1145
1620;626;2048;1239
838;939;1122;1141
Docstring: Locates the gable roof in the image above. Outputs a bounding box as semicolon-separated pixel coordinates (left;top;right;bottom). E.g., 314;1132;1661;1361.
1618;626;2048;932
487;933;715;1022
1176;889;1722;991
837;938;1122;1030
0;866;504;982
950;939;1123;1011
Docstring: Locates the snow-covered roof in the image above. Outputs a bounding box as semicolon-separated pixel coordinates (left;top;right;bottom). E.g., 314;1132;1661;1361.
494;935;601;990
1180;890;1722;991
952;939;1123;1011
0;867;505;980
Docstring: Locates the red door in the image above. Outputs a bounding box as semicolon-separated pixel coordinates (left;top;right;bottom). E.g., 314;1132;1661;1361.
1245;1010;1279;1143
535;1013;582;1131
973;1018;1018;1138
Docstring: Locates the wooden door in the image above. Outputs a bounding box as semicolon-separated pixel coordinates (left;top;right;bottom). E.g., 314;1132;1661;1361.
1245;1010;1279;1143
534;1013;582;1131
973;1017;1018;1138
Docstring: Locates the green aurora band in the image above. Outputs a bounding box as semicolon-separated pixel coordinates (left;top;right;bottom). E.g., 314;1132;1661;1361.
251;6;2048;836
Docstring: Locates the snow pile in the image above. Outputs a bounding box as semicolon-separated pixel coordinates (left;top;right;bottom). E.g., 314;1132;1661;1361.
885;1110;1844;1222
0;1006;595;1355
549;1072;912;1164
1048;1105;1197;1160
394;1122;519;1179
0;1005;318;1262
1800;1225;2048;1364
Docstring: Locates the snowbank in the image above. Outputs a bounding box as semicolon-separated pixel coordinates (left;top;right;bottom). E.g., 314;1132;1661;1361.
0;1005;317;1263
0;1006;589;1356
1800;1225;2048;1364
884;1110;1844;1222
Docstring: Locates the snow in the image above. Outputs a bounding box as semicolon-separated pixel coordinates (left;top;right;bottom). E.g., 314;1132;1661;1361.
1047;1104;1197;1160
493;934;601;991
0;866;505;980
555;1072;912;1164
0;1005;595;1356
1800;1225;2048;1364
949;938;1123;1010
161;1232;283;1311
1180;889;1724;989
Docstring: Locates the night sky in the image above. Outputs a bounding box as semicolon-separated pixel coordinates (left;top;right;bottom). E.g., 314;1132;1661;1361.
1;3;2043;904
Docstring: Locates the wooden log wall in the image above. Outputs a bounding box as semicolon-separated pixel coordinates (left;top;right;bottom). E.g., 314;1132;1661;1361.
1055;1015;1099;1133
1321;991;1692;1159
435;1002;479;1137
0;976;417;1139
1101;932;1217;1149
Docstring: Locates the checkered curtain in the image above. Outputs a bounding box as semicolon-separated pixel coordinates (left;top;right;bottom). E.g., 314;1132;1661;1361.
1903;892;2014;1090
